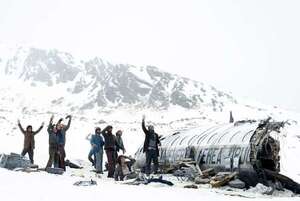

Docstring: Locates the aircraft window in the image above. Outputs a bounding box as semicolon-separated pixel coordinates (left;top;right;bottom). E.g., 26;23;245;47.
229;131;241;142
242;130;254;142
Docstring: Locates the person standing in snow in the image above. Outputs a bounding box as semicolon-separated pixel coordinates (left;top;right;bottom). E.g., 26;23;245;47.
102;125;119;178
87;134;95;166
56;115;72;171
45;115;59;169
88;127;105;173
116;130;126;155
18;119;44;164
141;115;161;176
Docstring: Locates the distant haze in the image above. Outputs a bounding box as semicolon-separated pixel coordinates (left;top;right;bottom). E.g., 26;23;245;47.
1;0;299;112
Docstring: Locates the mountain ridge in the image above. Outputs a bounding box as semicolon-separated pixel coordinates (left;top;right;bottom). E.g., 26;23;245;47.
0;46;237;112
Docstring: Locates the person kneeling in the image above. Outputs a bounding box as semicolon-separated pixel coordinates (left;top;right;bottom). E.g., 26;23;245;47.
114;155;136;181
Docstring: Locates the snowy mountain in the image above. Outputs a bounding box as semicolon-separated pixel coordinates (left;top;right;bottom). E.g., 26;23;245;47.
0;45;299;149
0;46;237;112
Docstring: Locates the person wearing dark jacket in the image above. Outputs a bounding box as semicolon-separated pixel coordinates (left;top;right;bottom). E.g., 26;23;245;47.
116;130;126;154
102;125;119;178
56;115;72;146
18;119;44;164
56;115;72;171
88;127;105;173
142;115;161;175
46;115;59;168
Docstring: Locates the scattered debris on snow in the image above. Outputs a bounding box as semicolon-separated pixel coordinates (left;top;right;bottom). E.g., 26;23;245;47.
73;180;97;186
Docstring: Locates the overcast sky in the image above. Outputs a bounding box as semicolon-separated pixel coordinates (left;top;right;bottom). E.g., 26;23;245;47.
1;0;300;111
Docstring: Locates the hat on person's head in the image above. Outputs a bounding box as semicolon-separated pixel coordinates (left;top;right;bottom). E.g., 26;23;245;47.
95;127;101;133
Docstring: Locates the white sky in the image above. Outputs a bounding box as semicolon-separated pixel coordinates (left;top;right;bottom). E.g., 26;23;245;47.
1;0;300;111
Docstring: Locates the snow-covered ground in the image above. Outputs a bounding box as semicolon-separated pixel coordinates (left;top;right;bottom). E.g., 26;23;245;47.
0;163;299;201
0;108;300;200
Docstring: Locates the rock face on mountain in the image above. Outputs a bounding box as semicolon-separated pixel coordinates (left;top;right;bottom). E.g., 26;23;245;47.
4;48;81;85
0;46;237;111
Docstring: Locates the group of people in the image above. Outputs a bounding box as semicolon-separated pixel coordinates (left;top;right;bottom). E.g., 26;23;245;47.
17;114;161;179
87;115;161;179
87;125;126;177
18;115;72;171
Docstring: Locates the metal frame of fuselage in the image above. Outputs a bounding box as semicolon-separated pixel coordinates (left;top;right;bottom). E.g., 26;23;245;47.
135;121;281;187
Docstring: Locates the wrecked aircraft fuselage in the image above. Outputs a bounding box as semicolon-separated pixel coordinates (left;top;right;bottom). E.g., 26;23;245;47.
135;118;300;192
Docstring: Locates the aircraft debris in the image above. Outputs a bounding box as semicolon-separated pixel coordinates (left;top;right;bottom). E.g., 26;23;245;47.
201;168;216;178
14;167;40;173
124;175;174;186
65;160;83;169
184;184;198;189
194;177;210;184
45;167;64;175
210;172;238;188
0;153;37;170
135;117;300;194
73;180;97;186
145;177;174;186
228;179;246;189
